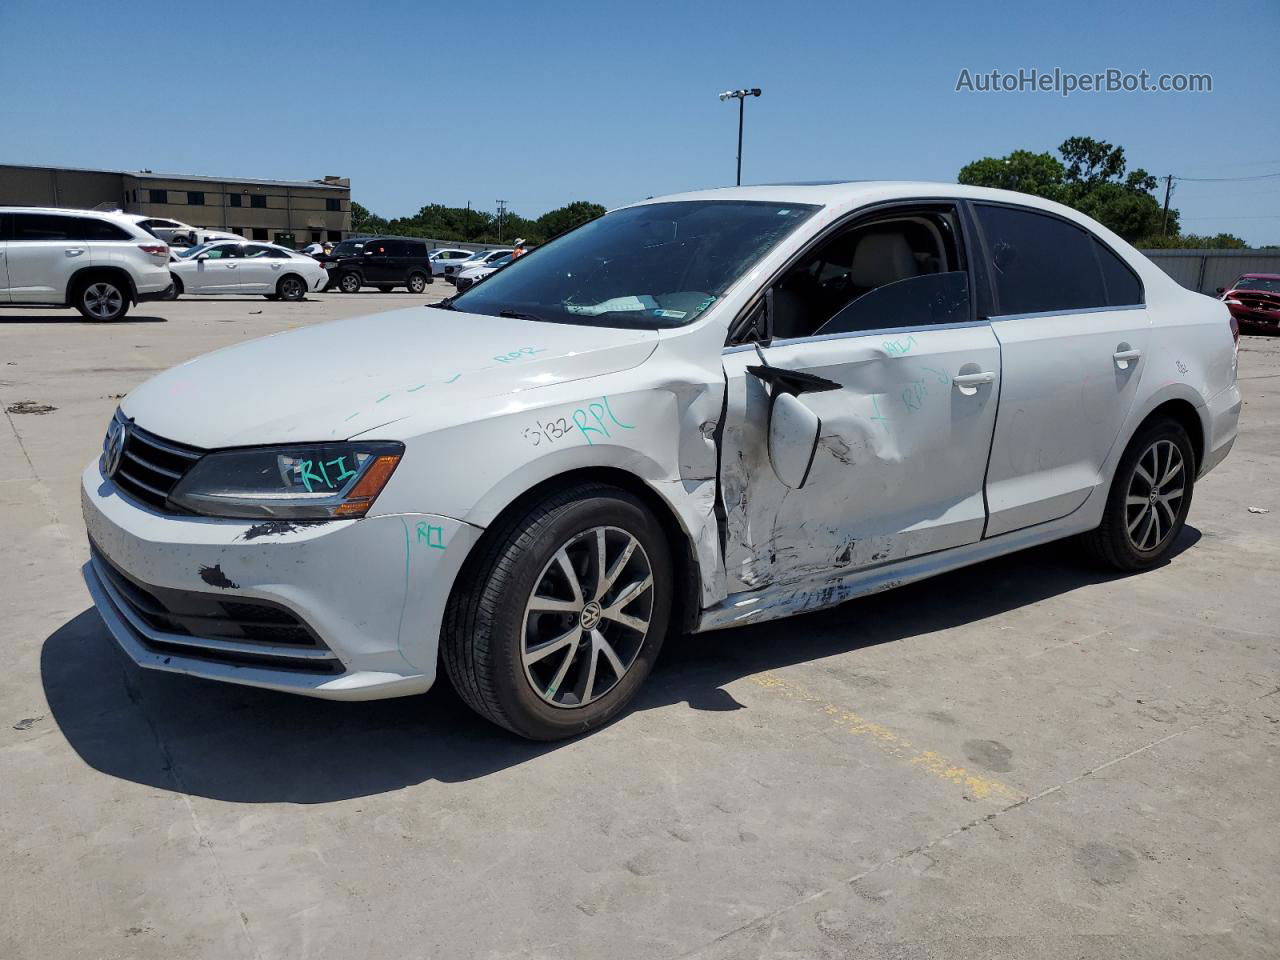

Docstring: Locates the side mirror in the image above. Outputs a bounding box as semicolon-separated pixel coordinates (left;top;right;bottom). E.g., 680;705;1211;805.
746;365;841;489
768;393;822;488
195;253;209;261
1215;287;1225;295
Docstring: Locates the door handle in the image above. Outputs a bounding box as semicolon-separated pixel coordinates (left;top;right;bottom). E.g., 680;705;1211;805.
952;372;995;387
226;264;237;269
1113;348;1141;368
64;248;86;257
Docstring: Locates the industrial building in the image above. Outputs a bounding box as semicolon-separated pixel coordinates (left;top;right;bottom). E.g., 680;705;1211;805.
0;163;351;247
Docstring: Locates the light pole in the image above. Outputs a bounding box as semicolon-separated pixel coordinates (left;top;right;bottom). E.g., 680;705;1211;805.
719;88;761;186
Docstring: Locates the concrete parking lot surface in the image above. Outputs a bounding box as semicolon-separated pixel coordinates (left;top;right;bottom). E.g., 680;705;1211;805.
2;293;1277;960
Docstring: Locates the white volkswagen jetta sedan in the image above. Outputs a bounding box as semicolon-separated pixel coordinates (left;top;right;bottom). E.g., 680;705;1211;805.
82;182;1241;739
168;240;328;300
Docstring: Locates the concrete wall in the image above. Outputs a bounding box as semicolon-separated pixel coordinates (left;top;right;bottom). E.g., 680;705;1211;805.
1141;249;1280;295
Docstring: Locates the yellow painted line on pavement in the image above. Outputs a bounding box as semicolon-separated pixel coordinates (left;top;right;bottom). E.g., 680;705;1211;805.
749;673;1024;805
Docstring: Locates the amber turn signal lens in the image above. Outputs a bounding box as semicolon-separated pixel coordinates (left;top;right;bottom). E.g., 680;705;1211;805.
334;454;401;518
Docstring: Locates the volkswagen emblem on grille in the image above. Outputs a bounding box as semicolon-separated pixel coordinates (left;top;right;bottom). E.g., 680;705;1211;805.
102;420;128;478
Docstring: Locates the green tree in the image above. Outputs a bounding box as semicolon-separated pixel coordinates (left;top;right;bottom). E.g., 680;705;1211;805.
1137;232;1249;250
350;201;387;235
958;137;1171;242
957;150;1066;198
535;201;607;241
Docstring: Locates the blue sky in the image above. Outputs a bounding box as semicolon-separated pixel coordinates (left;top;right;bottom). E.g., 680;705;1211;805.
2;0;1277;243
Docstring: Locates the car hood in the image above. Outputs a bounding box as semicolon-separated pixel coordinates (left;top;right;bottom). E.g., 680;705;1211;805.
121;307;660;448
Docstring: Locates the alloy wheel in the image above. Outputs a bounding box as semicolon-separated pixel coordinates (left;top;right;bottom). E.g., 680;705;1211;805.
280;276;304;300
341;274;360;293
83;282;123;319
522;525;654;708
1125;438;1185;552
408;274;426;293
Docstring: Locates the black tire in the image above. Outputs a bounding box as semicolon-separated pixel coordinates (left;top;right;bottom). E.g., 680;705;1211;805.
407;271;428;294
339;272;362;294
442;483;672;740
74;276;130;322
1081;416;1195;571
163;275;182;300
277;274;307;301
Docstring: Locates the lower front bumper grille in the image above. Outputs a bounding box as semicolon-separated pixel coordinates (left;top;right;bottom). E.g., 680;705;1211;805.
90;544;344;675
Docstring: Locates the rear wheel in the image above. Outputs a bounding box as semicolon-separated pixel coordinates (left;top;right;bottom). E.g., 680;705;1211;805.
339;272;362;294
1082;417;1195;570
407;271;429;293
163;275;182;300
75;278;130;321
277;274;306;301
442;484;672;740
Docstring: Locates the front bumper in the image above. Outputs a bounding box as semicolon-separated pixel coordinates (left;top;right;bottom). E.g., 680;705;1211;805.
81;460;481;700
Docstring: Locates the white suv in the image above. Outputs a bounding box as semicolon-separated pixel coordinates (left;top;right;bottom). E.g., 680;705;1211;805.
0;207;172;321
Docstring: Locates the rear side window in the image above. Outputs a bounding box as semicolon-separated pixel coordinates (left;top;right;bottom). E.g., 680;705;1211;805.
1094;239;1143;306
405;241;427;257
974;204;1106;316
244;244;288;259
79;219;133;241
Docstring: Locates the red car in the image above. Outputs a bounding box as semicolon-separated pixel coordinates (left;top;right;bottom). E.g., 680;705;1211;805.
1219;273;1280;333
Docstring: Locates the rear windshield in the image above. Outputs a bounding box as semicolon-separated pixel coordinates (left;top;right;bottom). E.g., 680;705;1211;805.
451;200;819;329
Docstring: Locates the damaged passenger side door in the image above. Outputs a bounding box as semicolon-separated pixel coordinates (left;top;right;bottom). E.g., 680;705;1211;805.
717;204;1002;594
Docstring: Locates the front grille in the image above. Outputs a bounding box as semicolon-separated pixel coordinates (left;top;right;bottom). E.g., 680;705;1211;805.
111;416;203;510
90;543;343;674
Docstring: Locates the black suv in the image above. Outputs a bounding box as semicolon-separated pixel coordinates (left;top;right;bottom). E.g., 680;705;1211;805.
322;236;434;294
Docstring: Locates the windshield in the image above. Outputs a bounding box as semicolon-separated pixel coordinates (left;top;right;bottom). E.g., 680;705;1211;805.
1234;276;1280;294
332;240;366;256
451;200;820;328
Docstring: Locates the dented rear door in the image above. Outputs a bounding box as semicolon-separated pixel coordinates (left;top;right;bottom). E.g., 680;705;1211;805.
718;323;1001;594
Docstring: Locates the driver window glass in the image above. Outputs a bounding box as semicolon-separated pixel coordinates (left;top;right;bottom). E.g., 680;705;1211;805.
770;210;964;340
204;245;242;259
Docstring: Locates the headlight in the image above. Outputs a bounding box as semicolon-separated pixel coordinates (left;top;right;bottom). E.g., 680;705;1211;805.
169;441;404;519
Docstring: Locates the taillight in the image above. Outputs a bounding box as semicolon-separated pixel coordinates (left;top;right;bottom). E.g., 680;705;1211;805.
138;244;168;257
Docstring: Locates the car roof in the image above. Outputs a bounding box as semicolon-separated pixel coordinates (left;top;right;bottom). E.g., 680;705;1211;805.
0;205;143;224
1237;273;1280;281
629;180;1102;222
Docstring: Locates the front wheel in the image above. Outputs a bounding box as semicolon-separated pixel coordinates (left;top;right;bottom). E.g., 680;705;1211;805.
339;272;362;294
442;484;672;740
1081;417;1195;571
407;271;428;294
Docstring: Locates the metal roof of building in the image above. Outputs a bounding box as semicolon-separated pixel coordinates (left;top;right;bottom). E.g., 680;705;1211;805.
0;162;347;190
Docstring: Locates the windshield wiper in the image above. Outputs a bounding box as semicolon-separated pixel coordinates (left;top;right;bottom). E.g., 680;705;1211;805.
428;298;455;310
499;309;550;323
